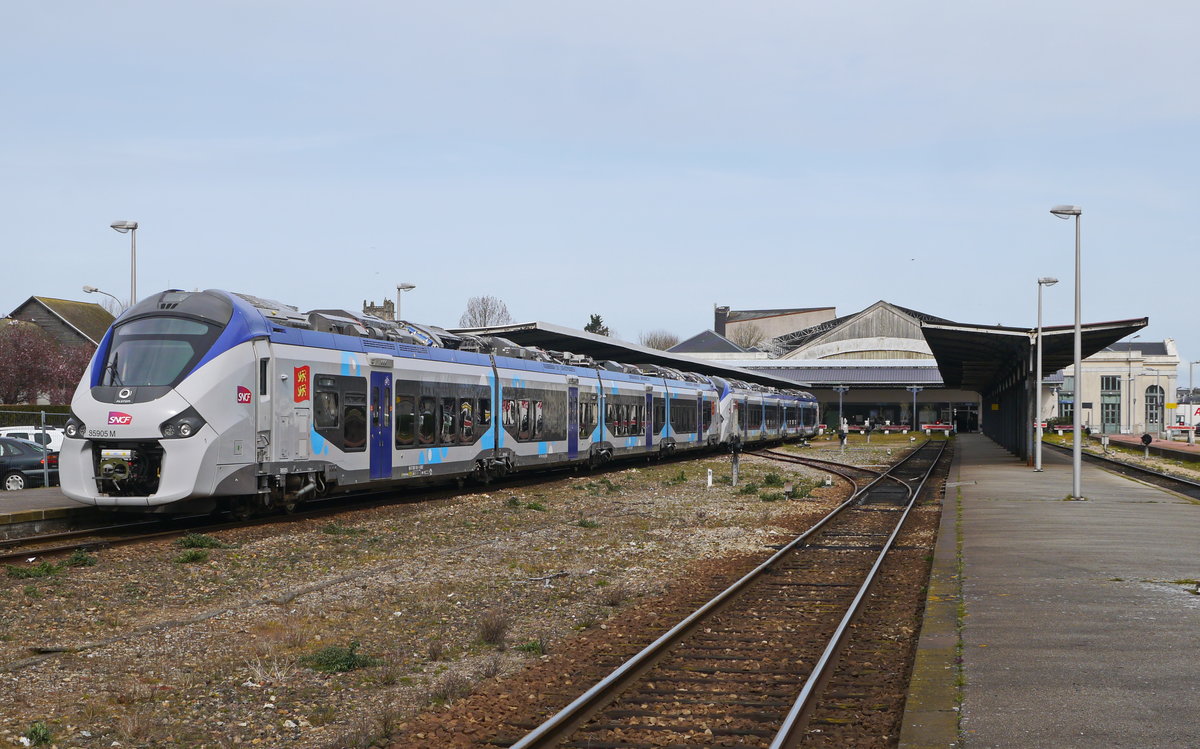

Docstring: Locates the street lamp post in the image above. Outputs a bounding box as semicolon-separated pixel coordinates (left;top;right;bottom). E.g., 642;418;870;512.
1126;335;1141;434
396;283;416;322
110;220;138;308
82;285;125;314
1191;360;1200;402
833;386;849;430
1051;205;1083;499
906;385;922;433
1034;276;1058;471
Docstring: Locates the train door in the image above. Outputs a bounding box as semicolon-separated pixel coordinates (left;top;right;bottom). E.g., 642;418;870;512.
369;370;393;479
567;384;579;459
252;341;273;463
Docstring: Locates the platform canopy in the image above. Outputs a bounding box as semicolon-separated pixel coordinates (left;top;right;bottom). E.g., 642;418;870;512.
920;317;1148;395
451;320;812;391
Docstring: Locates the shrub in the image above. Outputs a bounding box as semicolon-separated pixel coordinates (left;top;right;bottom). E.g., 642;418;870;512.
524;501;547;511
576;518;600;528
663;469;687;486
427;640;446;661
299;641;380;673
175;533;230;549
737;482;760;495
759;491;786;502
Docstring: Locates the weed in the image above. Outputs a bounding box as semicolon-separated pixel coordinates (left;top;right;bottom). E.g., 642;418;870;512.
24;721;52;747
515;635;549;655
737;482;760;495
247;655;296;684
175;533;231;549
322;521;368;536
598;582;631;607
427;640;447;661
173;549;209;564
506;496;521;507
762;472;786;487
477;609;511;647
23;585;40;598
65;549;98;567
663;468;687;486
376;659;402;686
525;501;547;511
427;670;472;705
476;654;504;679
576;518;600;528
6;561;62;579
759;491;786;502
299;641;380;673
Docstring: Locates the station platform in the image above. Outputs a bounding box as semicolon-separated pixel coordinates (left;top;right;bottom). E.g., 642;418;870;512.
901;433;1199;748
1102;431;1200;461
0;487;99;538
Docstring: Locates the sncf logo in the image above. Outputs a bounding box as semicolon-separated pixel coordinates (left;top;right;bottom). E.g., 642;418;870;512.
108;411;133;426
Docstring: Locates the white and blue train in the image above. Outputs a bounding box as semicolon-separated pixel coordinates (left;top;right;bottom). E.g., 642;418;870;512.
61;290;819;515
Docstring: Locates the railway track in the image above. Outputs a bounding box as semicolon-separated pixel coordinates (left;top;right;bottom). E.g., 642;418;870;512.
498;440;946;748
1043;441;1200;501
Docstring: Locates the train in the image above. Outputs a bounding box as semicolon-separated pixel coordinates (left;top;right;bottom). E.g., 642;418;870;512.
60;289;820;515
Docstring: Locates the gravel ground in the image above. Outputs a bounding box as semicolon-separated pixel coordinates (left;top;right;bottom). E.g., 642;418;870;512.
0;443;903;749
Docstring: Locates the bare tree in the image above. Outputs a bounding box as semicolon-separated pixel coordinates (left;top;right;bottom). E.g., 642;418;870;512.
639;330;679;350
727;323;766;350
458;296;513;328
0;322;64;404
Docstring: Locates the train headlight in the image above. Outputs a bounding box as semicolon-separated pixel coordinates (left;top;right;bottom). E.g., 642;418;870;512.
160;407;206;439
65;415;85;439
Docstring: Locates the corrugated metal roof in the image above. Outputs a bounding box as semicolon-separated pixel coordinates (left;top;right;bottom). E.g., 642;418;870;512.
732;362;944;386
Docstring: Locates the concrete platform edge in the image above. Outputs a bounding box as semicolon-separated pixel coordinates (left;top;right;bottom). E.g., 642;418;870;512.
898;439;963;748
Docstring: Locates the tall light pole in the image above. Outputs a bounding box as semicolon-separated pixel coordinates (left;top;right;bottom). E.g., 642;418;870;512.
110;220;138;308
82;285;125;314
396;282;416;322
1051;205;1083;499
1034;276;1058;471
1191;360;1200;404
907;385;922;432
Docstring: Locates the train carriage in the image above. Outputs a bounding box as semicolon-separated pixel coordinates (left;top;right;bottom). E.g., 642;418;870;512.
61;289;819;514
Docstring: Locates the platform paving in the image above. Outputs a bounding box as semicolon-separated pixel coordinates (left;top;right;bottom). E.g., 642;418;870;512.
901;433;1199;748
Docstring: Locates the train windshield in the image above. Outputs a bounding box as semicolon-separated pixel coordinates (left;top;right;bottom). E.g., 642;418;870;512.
99;317;223;387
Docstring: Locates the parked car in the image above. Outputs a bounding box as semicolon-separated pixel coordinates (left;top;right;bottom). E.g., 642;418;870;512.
0;425;64;452
0;437;59;491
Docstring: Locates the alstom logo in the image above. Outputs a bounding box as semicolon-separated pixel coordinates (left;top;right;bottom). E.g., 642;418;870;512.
108;411;133;426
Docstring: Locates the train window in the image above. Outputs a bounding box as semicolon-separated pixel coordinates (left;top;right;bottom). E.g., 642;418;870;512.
259;359;269;396
579;402;596;439
440;397;456;445
395;395;415;447
477;398;492;431
533;401;544;438
653;398;665;433
518;400;531;440
343;393;367;451
502;399;517;431
314;391;339;429
458;398;474;442
418;397;436;444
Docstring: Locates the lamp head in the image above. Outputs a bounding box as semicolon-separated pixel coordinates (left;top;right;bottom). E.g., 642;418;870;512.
1038;277;1059;286
397;283;416;292
83;285;98;293
110;220;138;233
1050;205;1081;219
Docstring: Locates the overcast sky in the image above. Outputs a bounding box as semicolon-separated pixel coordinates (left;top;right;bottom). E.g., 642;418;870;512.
4;2;1197;379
